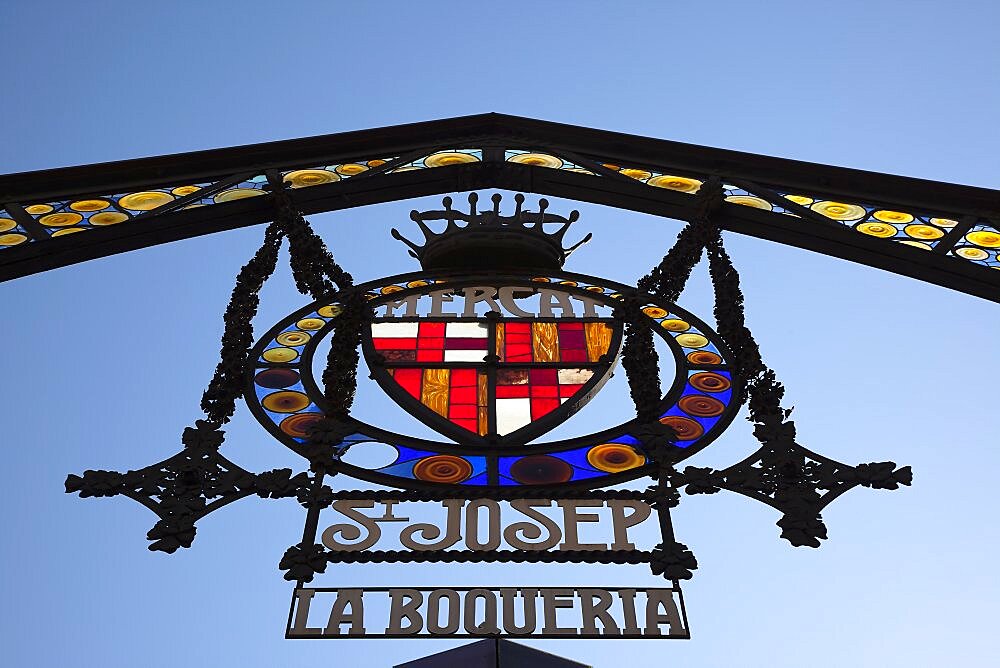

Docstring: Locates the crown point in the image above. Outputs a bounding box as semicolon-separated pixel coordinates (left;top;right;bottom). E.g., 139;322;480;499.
442;196;453;209
569;210;580;222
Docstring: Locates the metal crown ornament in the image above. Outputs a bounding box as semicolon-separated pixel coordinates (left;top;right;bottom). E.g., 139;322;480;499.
391;193;592;272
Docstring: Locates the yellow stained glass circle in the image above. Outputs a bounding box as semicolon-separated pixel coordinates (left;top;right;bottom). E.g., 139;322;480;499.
25;204;53;215
297;318;325;331
424;152;479;168
276;331;311;347
647;175;702;192
39;212;83;227
0;218;15;233
509;153;563;169
955;247;989;261
930;217;959;228
284;169;340;188
262;347;299;363
642;306;668;319
899;240;932;251
262;391;311;413
967;230;1000;248
406;280;430;288
812;201;866;221
559;280;578;287
586;443;645;473
620;168;652;181
585;286;605;293
531;277;551;283
661;319;690;332
725;195;772;210
318;305;342;318
214;188;265;203
602;163;620;171
90;212;129;226
676;333;709;348
70;199;110;212
336;163;369;176
784;194;814;205
52;228;86;237
904;224;944;240
118;191;174;210
0;233;28;246
367;159;387;167
171;185;201;196
856;222;898;238
873;210;914;224
380;285;403;294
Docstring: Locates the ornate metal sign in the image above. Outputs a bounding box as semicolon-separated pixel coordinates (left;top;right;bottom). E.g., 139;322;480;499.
66;188;911;643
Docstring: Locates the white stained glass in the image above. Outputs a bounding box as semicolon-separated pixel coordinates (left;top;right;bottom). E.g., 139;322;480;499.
496;398;532;435
445;322;488;337
371;322;419;337
557;368;594;384
443;350;488;362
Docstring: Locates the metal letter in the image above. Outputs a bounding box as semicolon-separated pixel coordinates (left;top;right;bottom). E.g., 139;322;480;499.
322;500;382;552
500;588;537;635
429;290;457;317
465;499;502;551
578;588;620;636
386;589;424;635
608;500;652;551
461;287;501;317
290;589;322;636
571;293;604;318
541;589;578;636
497;287;536;318
382;295;420;317
400;499;463;551
324;589;365;636
618;589;640;635
503;499;562;551
537;288;577;318
464;589;500;635
557;500;607;550
644;589;684;637
425;590;460;635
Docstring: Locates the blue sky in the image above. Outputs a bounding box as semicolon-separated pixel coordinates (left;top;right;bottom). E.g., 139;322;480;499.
1;1;998;666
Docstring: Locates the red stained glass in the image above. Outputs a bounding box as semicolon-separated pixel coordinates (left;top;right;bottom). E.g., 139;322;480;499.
529;368;558;384
445;338;488;350
451;419;478;432
393;368;423;399
419;322;446;337
559;321;584;330
559;349;587;363
451;368;477;386
558;330;586;348
505;322;530;334
530;385;559;398
416;350;444;362
559;384;585;399
531;398;561;419
374;337;416;350
497;385;530;398
448;404;478;419
418;337;444;349
450;386;478;403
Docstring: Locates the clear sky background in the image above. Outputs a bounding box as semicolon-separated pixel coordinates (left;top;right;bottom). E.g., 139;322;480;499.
2;1;999;666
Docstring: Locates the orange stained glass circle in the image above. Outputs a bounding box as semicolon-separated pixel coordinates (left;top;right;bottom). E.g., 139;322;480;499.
336;163;369;176
284;169;339;188
678;395;726;418
648;175;702;192
931;218;959;228
214;188;265;203
0;218;16;233
406;280;430;288
586;286;605;293
689;372;732;393
262;347;299;363
873;210;914;224
297;318;325;331
317;305;342;318
642;306;668;319
25;204;53;215
955;247;989;260
509;153;563;169
118;191;173;210
90;212;129;226
280;413;323;439
675;333;708;348
687;351;723;365
424;152;479;168
661;319;690;332
899;240;932;251
367;159;387;167
905;224;944;240
784;194;814;205
413;455;473;484
52;228;86;237
620;168;652;181
725;195;772;210
0;233;28;246
658;416;704;441
380;285;403;294
812;201;866;221
262;391;312;413
70;199;110;212
171;185;201;196
276;331;311;347
967;230;1000;248
586;443;645;473
856;222;898;238
39;212;83;227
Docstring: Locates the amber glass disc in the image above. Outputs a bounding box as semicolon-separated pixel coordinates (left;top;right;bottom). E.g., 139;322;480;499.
25;204;53;215
725;195;772;210
856;222;897;238
413;455;473;484
214;188;265;203
873;210;914;224
262;391;311;413
262;347;299;363
642;306;668;319
296;318;325;331
967;230;1000;248
509;455;573;485
119;191;173;210
955;246;989;260
171;185;201;196
586;444;645;473
661;319;690;332
90;212;129;226
904;224;944;240
255;368;301;389
52;228;86;237
425;152;479;168
687;351;722;365
689;372;731;393
284;169;339;188
647;175;702;192
679;395;726;417
0;233;28;246
675;333;708;348
276;331;311;346
620;168;652;181
783;194;814;205
658;416;704;440
0;218;16;233
507;153;562;169
280;413;323;439
70;199;110;212
39;212;83;227
812;201;866;221
317;305;342;318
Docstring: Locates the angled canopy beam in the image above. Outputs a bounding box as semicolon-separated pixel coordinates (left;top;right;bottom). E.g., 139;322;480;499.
1;113;997;301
